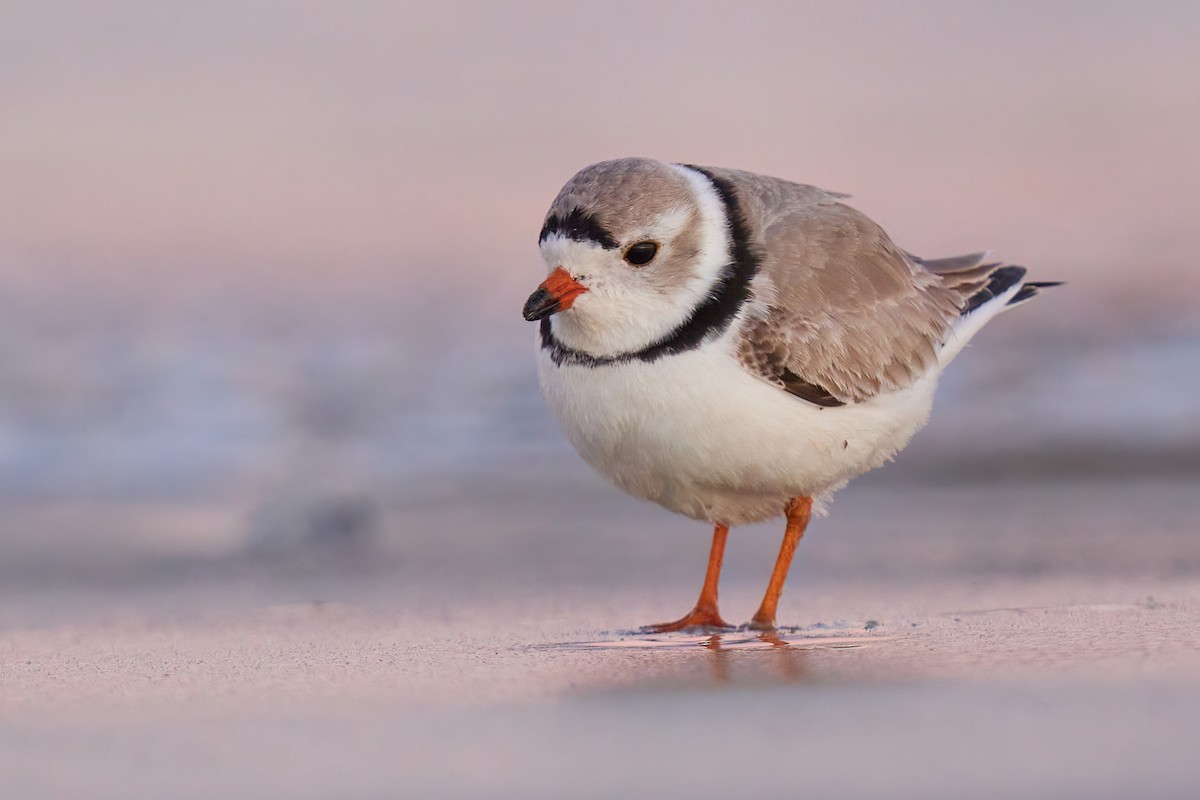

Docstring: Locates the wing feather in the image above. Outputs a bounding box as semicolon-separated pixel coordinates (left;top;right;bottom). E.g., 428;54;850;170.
706;169;981;404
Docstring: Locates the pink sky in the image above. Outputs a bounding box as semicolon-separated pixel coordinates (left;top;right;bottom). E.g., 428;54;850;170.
2;2;1199;331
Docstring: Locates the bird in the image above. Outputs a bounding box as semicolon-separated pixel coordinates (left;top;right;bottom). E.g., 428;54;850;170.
522;158;1058;633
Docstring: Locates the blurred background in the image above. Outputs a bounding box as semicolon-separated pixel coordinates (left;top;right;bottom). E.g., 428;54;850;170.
1;0;1197;593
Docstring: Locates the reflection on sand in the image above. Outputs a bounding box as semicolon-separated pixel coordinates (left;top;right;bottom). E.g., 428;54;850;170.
545;630;898;686
556;629;896;652
535;629;900;690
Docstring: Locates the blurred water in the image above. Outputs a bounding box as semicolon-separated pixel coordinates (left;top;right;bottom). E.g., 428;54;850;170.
1;316;1195;505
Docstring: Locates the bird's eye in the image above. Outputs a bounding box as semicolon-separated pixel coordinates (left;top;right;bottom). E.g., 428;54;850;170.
623;241;658;266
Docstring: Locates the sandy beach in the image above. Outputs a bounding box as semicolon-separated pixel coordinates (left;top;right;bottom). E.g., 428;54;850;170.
3;476;1199;799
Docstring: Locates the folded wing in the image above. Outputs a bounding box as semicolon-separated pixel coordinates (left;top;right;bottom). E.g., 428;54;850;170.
725;178;1008;404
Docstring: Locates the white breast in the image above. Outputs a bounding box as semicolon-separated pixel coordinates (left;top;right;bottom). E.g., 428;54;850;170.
537;334;939;526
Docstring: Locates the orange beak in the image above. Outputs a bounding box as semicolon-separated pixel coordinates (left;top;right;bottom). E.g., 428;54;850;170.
522;266;588;321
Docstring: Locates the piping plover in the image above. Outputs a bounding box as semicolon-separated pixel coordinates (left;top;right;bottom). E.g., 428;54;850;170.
523;158;1057;632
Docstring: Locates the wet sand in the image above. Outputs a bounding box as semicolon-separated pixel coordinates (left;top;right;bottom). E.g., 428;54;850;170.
2;477;1199;798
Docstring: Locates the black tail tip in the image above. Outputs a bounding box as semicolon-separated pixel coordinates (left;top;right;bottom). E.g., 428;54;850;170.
963;265;1027;314
1007;280;1064;306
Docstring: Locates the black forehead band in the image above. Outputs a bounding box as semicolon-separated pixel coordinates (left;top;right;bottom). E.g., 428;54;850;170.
538;206;619;250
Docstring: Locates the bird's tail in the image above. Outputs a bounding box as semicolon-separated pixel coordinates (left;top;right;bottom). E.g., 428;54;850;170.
916;253;1061;367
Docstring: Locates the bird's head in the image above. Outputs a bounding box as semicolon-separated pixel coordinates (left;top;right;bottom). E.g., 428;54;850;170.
523;158;731;358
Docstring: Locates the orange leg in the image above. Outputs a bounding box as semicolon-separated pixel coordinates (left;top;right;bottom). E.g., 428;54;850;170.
644;524;733;633
749;496;813;630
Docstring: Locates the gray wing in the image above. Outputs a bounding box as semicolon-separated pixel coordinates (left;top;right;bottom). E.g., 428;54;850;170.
710;170;995;404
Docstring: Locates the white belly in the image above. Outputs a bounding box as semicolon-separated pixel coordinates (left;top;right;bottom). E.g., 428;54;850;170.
538;339;938;525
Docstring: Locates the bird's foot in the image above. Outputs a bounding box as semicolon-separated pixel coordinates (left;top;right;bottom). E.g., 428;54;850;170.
745;614;776;632
642;606;733;634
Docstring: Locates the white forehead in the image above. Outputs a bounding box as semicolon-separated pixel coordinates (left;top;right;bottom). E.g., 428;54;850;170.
539;235;611;273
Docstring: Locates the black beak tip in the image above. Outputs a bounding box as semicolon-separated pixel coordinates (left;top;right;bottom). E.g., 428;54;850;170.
522;288;558;321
